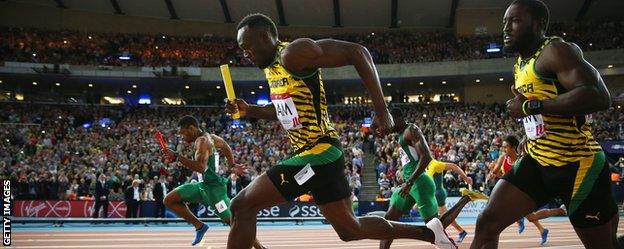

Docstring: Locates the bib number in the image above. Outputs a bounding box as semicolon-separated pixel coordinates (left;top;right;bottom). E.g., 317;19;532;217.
271;93;302;130
294;164;315;185
399;148;411;166
214;151;220;173
215;200;228;213
523;114;546;139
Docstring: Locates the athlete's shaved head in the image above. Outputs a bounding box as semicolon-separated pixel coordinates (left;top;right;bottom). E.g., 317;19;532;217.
510;0;549;33
237;13;278;39
178;115;199;129
237;13;280;69
503;0;550;53
178;115;201;143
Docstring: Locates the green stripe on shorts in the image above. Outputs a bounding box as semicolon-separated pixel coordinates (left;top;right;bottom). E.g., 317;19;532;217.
568;152;605;215
280;145;343;166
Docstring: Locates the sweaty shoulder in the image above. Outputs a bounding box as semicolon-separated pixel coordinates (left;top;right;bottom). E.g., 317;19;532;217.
537;38;583;73
400;124;420;145
195;136;212;149
281;38;322;72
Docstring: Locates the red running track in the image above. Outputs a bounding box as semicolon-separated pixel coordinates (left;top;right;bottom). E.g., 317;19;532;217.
11;220;624;249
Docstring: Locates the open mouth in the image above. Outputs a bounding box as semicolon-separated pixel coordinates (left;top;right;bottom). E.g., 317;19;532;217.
504;35;512;43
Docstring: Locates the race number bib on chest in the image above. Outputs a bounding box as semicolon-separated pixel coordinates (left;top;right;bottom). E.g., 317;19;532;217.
399;148;411;166
523;114;546;139
271;93;302;130
399;146;418;166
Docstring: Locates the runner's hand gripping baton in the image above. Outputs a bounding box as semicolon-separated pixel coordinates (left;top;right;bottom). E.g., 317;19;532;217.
220;64;240;119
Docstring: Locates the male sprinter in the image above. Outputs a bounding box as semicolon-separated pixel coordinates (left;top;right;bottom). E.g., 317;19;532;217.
380;108;488;249
471;1;619;248
426;158;474;243
159;116;266;248
226;13;457;249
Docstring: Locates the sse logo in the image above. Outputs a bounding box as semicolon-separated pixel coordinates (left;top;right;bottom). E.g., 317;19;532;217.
257;207;280;217
288;205;322;217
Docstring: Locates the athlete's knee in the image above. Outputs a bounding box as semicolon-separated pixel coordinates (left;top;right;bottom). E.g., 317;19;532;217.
229;196;245;214
230;195;256;217
475;210;504;235
330;217;366;242
335;228;363;242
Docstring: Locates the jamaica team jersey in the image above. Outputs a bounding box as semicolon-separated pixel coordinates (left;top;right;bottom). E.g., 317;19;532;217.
264;42;338;151
513;37;602;167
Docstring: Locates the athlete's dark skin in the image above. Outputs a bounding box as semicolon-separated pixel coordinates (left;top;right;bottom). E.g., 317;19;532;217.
160;123;266;249
471;2;616;249
222;17;456;249
379;113;473;249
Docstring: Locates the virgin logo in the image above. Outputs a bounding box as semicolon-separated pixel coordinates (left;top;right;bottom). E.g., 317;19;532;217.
44;201;71;217
108;202;126;218
23;201;47;217
83;201;126;217
84;202;94;217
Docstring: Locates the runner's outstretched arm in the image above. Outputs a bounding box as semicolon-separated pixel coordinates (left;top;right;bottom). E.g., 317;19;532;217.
280;38;393;136
445;163;473;185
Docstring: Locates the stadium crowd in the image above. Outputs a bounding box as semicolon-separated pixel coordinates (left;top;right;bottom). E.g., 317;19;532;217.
2;102;622;204
1;20;622;67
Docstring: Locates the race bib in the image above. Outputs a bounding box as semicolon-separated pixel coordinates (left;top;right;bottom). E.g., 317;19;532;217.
294;164;315;185
523;114;546;139
215;200;228;213
271;93;302;130
399;146;418;166
214;151;220;173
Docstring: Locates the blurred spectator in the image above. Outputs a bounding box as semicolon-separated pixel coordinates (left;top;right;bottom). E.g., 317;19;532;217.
153;175;169;218
92;173;110;218
226;173;243;199
141;183;155;201
124;179;141;219
378;173;391;190
108;187;124;201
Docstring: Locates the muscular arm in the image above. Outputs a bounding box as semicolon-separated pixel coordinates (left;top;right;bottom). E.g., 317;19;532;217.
445;163;470;182
245;103;278;121
281;38;387;113
537;40;611;116
403;125;433;186
177;137;209;173
211;134;236;168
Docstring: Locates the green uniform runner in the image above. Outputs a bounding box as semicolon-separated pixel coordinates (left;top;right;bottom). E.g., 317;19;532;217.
389;130;438;219
174;136;232;221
